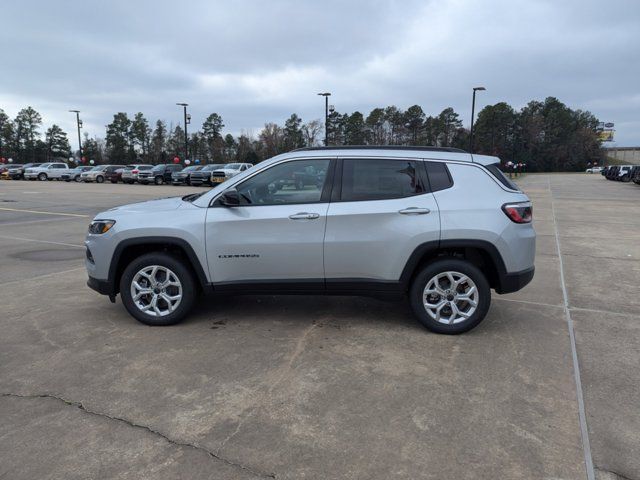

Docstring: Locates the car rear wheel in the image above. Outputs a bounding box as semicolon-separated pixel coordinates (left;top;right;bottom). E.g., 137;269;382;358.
409;258;490;334
38;173;47;181
120;253;197;326
96;175;104;183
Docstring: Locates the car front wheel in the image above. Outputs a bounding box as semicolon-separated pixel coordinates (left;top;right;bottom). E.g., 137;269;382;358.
96;175;104;183
38;173;47;181
154;176;164;185
409;258;490;334
120;253;197;326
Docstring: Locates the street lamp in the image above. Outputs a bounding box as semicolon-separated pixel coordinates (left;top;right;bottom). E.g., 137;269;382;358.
469;86;486;153
68;110;83;161
176;103;189;162
317;92;331;146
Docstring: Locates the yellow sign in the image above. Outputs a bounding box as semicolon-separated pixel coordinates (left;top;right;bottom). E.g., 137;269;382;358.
598;130;614;141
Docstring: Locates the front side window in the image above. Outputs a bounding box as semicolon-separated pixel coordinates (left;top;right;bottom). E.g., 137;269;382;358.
340;159;424;201
235;159;330;206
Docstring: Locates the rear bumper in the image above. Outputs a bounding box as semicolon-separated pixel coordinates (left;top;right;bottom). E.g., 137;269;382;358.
496;266;535;294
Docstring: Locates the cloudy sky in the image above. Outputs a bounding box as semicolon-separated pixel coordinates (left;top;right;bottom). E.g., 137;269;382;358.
1;0;638;146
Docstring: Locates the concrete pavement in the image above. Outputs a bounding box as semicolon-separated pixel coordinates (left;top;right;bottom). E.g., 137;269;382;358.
0;174;638;479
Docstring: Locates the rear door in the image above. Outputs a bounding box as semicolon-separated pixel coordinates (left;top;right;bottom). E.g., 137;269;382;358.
323;157;440;284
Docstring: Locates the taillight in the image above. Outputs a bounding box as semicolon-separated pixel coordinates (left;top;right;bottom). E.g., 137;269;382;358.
502;201;532;224
132;169;138;174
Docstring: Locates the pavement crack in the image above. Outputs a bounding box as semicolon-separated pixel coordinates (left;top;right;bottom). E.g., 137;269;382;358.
596;467;637;480
0;392;276;479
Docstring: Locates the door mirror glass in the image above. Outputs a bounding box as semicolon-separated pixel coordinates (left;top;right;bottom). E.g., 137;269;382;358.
218;188;240;206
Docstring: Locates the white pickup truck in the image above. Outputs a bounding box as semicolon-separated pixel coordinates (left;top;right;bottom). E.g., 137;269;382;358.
24;162;70;181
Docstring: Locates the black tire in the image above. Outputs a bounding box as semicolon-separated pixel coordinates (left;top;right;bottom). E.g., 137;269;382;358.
119;252;197;326
75;176;82;182
409;258;491;334
154;176;163;185
96;175;104;183
38;173;47;181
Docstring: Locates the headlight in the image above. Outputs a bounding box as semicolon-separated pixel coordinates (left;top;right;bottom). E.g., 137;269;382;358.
88;219;116;234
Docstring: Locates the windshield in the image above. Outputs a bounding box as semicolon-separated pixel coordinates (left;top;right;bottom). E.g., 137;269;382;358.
89;166;103;171
183;166;200;172
226;163;243;169
151;165;165;172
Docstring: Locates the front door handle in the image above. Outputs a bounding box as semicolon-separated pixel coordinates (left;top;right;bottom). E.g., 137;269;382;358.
398;207;431;215
289;212;320;220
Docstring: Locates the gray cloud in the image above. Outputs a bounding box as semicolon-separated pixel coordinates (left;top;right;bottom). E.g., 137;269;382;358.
1;0;638;145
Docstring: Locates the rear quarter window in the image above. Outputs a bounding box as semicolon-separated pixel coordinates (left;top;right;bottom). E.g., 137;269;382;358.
424;161;453;192
485;163;519;190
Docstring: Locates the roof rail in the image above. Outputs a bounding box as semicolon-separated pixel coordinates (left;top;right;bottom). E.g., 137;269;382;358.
293;145;468;154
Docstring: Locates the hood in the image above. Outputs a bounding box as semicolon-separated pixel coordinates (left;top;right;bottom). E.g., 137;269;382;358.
106;196;185;214
212;168;237;174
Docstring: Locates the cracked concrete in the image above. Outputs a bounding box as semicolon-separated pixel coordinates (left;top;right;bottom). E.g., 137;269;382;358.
0;392;275;479
0;175;638;479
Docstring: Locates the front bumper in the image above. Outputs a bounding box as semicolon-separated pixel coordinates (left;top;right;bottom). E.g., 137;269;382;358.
87;276;113;295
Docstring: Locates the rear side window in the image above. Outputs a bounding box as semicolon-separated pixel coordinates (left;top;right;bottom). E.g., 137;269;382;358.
424;161;453;192
485;163;519;190
340;159;425;201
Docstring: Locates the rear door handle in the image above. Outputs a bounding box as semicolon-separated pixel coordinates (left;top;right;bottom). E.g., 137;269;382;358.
289;212;320;220
398;207;430;215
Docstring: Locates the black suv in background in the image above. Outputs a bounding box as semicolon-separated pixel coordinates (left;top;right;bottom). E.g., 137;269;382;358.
138;164;183;185
189;164;225;186
630;166;640;185
171;165;202;185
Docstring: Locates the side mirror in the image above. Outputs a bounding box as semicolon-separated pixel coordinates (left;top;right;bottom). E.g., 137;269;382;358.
218;188;240;206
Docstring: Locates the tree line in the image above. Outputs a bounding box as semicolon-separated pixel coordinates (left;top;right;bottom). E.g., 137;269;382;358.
0;96;602;171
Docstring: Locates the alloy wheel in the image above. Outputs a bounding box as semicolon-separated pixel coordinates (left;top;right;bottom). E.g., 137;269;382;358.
130;265;183;317
422;271;479;325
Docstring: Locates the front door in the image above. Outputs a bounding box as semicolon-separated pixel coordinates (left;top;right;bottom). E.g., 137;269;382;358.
205;158;333;284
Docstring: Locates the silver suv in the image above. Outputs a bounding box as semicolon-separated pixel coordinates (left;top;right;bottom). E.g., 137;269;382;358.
85;147;535;334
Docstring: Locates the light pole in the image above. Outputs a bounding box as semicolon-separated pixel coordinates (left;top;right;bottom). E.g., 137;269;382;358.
69;110;83;161
317;92;331;145
469;86;485;153
176;103;189;162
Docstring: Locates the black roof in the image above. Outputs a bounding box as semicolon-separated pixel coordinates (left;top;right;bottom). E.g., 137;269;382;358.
293;145;468;153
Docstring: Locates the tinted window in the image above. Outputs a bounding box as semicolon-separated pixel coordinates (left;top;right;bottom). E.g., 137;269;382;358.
341;159;424;201
425;161;453;192
236;159;330;206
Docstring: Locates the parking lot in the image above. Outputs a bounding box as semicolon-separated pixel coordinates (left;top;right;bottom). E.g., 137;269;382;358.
0;174;638;480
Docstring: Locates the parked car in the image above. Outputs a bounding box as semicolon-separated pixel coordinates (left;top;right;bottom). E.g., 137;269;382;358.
24;162;69;181
171;165;203;185
605;166;619;180
62;165;93;182
616;165;633;182
6;163;41;180
585;166;603;173
106;166;128;183
121;164;153;184
209;163;253;185
629;166;640;185
1;164;24;179
138;164;183;185
80;165;116;183
600;166;610;176
85;146;535;334
188;164;225;186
